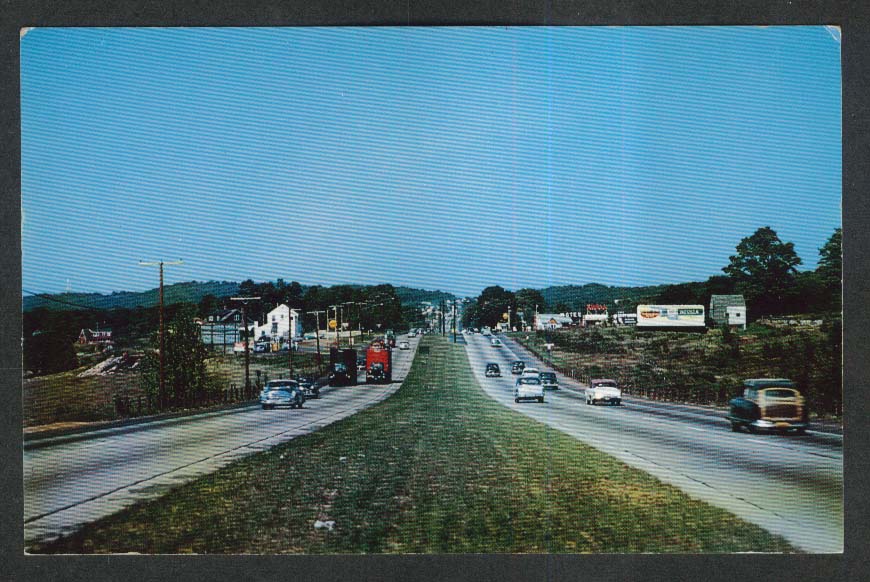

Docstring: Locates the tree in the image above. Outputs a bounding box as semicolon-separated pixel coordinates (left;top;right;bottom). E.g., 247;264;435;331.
142;308;212;410
816;228;842;311
515;288;545;328
24;331;78;376
723;227;802;318
468;286;516;329
198;294;220;318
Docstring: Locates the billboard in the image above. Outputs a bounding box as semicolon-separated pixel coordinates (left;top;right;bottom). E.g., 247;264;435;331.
636;305;705;328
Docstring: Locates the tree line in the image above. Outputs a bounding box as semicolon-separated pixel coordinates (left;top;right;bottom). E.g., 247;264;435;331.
462;226;841;329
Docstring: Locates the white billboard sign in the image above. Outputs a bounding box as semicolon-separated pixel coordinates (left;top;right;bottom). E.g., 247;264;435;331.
636;305;705;328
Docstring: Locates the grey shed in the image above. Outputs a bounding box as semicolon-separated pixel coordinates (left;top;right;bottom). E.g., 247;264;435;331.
710;295;746;325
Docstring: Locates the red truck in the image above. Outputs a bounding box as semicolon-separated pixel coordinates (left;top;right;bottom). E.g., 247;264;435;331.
366;339;392;384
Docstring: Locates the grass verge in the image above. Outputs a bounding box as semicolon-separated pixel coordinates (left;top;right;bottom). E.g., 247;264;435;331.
32;335;794;553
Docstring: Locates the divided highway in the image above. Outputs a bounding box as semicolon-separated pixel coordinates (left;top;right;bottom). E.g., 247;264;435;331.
464;333;843;553
23;334;420;547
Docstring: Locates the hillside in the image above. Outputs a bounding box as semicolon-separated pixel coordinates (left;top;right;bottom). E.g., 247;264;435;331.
23;281;241;312
394;286;455;305
24;281;455;312
539;282;673;311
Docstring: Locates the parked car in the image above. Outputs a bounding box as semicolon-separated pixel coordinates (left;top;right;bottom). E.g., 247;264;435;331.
259;380;305;409
485;363;501;377
490;338;502;347
540;371;559;390
295;374;320;399
398;341;410;350
521;367;540;379
357;356;367;372
727;378;808;434
253;340;271;354
515;376;545;403
510;361;526;374
586;379;621;405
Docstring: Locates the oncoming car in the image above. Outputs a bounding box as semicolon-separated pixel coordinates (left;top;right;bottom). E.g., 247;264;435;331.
398;341;410;350
490;338;502;347
586;379;621;406
521;367;540;379
510;361;525;375
514;376;544;403
485;363;501;377
259;380;305;410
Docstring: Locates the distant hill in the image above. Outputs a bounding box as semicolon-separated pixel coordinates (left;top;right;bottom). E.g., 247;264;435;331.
23;281;240;312
395;286;456;305
24;281;455;312
539;282;673;311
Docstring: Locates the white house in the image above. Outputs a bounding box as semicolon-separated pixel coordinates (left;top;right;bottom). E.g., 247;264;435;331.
252;304;303;342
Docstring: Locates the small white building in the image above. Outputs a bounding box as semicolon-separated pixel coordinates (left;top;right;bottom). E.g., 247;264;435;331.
252;304;303;342
535;313;573;330
710;295;747;330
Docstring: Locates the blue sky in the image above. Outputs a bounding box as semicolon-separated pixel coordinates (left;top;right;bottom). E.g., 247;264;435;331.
21;27;841;297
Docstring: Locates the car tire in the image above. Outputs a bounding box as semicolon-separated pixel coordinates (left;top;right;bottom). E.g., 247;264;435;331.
730;422;740;432
747;424;757;434
262;404;268;410
615;399;622;406
538;397;544;403
515;397;520;403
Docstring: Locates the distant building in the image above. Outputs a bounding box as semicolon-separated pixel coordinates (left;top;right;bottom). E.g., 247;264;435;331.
582;304;609;327
199;309;256;350
535;313;573;330
710;295;747;329
78;328;112;345
253;304;303;342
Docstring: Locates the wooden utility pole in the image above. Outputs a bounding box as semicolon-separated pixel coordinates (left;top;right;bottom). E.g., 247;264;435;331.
308;309;326;377
139;259;183;409
452;299;457;343
230;296;260;393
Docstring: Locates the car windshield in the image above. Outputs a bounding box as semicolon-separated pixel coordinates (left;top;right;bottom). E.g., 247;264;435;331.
487;364;499;370
370;363;384;371
519;378;541;385
334;363;347;373
594;382;617;388
541;373;556;380
268;388;292;395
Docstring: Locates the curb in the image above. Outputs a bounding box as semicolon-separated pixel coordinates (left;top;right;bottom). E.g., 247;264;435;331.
23;400;260;450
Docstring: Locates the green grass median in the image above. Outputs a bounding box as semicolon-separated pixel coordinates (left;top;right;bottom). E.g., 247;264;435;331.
33;335;794;553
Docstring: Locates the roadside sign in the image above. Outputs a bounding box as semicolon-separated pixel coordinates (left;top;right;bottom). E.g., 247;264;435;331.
328;319;337;329
545;343;555;351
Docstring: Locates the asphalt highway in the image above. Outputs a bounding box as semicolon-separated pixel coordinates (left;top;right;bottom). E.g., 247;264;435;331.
23;334;420;547
464;333;843;553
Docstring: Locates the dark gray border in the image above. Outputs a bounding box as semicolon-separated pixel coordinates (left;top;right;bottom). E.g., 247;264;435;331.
4;2;867;581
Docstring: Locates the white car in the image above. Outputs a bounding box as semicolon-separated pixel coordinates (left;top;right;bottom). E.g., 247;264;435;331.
398;341;410;350
521;367;540;379
515;377;544;403
490;338;502;347
586;379;622;405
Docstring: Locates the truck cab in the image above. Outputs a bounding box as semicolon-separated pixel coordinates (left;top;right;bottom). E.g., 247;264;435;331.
366;340;393;384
